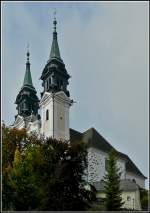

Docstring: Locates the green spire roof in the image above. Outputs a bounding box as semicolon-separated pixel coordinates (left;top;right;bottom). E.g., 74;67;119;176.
49;16;62;60
23;51;33;87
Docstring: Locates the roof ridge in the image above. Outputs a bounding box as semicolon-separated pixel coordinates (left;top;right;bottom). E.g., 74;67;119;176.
83;127;96;134
127;156;146;178
70;128;82;135
84;127;112;144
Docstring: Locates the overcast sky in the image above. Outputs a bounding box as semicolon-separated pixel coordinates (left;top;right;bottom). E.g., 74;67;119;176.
2;2;149;187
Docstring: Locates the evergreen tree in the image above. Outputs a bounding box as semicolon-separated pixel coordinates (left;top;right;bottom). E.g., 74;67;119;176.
140;188;149;211
103;149;124;211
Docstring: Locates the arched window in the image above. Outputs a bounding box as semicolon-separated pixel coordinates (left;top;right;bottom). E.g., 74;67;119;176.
46;109;49;120
60;80;63;86
49;77;51;85
47;80;49;90
57;79;59;87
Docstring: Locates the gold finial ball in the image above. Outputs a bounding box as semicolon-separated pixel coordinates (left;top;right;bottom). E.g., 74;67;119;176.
27;51;30;57
53;19;57;26
53;10;57;26
27;43;30;57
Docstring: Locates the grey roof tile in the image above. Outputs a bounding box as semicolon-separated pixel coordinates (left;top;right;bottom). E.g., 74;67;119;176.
93;179;139;192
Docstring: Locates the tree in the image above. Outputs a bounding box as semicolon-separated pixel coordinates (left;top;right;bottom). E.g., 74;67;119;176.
2;123;27;169
2;124;28;210
103;149;124;211
38;138;95;210
2;124;95;211
140;188;149;211
9;145;41;210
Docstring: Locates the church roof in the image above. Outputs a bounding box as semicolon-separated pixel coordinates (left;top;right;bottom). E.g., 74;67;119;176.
50;32;61;60
69;128;146;179
82;128;114;153
70;128;82;142
23;51;33;87
93;179;140;192
49;16;62;61
118;151;147;179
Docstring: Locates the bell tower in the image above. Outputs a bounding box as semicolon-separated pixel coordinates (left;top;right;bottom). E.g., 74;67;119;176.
39;15;73;141
15;49;39;118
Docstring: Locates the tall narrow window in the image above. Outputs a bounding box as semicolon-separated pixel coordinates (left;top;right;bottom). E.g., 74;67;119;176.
57;79;59;87
49;77;51;85
46;109;49;120
45;81;48;90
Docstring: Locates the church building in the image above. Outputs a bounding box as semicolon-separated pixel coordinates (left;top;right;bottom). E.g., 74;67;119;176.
12;16;146;210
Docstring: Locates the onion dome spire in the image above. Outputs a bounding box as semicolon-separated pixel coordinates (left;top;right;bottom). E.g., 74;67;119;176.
23;44;33;87
49;11;62;60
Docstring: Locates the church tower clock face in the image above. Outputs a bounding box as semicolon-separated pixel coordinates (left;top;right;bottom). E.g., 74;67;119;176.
39;16;73;141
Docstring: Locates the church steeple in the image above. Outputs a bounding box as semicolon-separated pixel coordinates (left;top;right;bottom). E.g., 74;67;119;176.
40;13;73;141
40;14;70;97
49;14;62;61
15;48;39;118
23;48;33;86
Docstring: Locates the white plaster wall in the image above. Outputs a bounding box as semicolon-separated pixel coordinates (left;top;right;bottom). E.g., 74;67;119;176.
40;104;44;134
117;159;126;179
126;172;145;188
40;91;72;141
97;190;141;210
54;93;71;141
121;190;141;210
15;122;25;129
135;189;142;210
28;120;41;135
40;95;53;138
87;147;126;183
55;100;65;140
13;116;25;129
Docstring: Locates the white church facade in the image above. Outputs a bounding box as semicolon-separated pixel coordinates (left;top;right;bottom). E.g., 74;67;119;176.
12;16;146;210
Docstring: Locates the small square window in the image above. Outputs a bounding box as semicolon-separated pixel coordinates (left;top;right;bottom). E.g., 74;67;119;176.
127;196;131;201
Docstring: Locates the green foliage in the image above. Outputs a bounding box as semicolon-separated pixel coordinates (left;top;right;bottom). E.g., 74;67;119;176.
38;139;92;210
2;124;95;211
2;124;28;210
103;149;124;211
13;146;22;167
140;188;149;210
2;123;27;169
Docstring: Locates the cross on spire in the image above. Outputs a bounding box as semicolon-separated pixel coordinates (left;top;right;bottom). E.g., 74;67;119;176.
49;10;62;61
23;45;33;86
53;9;57;32
26;43;30;63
